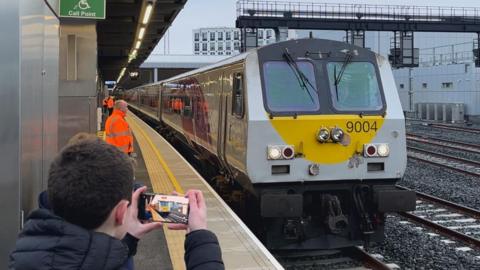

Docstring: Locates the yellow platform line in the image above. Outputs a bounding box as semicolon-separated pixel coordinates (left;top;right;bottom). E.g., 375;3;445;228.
127;114;186;270
129;118;184;194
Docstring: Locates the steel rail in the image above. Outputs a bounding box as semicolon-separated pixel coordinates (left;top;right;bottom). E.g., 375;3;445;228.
428;123;480;134
344;246;392;270
396;186;480;249
407;154;480;178
398;211;480;249
406;133;480;154
397;186;480;219
407;146;480;167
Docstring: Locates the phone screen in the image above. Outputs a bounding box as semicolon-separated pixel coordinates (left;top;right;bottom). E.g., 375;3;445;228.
138;193;189;224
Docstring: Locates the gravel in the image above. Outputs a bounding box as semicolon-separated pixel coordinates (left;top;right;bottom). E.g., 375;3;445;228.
369;215;480;269
406;122;480;145
407;141;480;162
399;159;480;210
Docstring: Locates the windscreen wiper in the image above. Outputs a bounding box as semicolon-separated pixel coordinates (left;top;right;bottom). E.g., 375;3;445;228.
333;50;354;101
283;48;316;102
334;50;354;87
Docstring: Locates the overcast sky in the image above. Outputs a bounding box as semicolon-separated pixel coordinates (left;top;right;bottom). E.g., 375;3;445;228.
152;0;480;55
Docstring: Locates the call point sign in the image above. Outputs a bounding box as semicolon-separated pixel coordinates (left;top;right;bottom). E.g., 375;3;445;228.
60;0;106;19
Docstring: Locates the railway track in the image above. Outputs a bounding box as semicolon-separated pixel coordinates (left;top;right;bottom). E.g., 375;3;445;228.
427;123;480;134
274;246;393;270
407;146;480;177
406;133;480;155
397;186;480;250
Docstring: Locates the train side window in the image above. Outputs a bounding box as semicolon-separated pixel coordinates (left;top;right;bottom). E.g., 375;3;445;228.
232;73;245;118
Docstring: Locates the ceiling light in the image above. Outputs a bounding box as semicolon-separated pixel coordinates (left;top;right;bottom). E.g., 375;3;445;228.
135;41;141;49
142;4;153;24
138;27;145;40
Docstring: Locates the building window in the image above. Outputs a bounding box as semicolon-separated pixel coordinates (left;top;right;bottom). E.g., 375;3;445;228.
219;52;223;55
210;43;215;51
202;43;207;51
194;33;199;41
194;43;199;52
258;29;264;39
442;82;453;89
226;52;231;55
258;40;263;46
218;42;223;51
399;84;405;89
210;32;215;41
218;32;223;40
202;32;207;41
202;52;207;55
266;29;273;39
422;83;428;89
210;52;216;55
226;41;231;51
226;32;231;40
234;31;240;40
234;41;240;51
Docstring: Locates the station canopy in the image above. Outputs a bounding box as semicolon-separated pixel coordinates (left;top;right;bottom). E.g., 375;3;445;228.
97;0;187;83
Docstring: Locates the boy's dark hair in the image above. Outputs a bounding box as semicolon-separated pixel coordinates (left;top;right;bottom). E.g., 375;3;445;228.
48;139;134;230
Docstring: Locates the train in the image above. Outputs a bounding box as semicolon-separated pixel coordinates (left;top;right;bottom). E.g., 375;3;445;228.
123;38;416;250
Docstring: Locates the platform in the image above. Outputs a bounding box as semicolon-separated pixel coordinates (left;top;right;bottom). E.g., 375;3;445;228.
126;111;282;270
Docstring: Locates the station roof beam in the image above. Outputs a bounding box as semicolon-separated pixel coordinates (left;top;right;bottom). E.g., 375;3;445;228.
98;0;187;84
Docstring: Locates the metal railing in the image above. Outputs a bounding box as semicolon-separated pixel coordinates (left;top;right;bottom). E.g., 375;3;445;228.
237;0;480;23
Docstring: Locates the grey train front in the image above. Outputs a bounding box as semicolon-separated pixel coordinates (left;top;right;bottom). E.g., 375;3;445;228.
124;39;416;250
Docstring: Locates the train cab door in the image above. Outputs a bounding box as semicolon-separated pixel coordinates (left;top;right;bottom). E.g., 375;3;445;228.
218;65;247;175
217;71;229;171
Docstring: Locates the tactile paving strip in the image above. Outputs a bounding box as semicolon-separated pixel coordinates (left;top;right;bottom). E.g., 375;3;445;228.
127;115;186;270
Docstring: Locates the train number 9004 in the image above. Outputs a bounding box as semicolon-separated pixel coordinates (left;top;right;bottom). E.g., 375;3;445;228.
346;121;378;133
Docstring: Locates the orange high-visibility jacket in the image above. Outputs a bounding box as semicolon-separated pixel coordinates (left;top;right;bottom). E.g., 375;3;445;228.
107;97;114;109
105;109;133;154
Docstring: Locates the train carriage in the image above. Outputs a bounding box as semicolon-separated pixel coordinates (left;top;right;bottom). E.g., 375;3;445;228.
124;38;416;250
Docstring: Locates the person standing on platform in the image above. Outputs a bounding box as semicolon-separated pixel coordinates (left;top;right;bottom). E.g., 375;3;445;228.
107;96;115;116
102;96;108;114
105;100;133;156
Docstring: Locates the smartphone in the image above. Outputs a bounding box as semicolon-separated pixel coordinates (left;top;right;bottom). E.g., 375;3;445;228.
138;193;189;224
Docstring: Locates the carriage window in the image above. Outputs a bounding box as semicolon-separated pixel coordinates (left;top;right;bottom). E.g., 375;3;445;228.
232;73;245;118
327;62;383;111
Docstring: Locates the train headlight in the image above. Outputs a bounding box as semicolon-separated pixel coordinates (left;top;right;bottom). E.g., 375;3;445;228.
377;144;390;157
267;146;282;160
316;128;330;143
331;127;344;143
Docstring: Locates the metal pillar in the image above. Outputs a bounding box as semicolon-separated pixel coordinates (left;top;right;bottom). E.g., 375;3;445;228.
275;26;289;42
346;30;366;48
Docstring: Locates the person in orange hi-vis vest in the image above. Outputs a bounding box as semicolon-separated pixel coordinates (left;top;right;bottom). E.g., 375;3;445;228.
105;100;133;155
107;96;115;116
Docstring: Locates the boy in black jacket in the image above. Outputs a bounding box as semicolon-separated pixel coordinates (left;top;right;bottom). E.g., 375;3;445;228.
9;138;224;270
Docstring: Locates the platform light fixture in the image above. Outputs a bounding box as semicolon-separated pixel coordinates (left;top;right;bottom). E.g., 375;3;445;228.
117;67;127;83
135;40;141;49
142;3;153;24
138;27;146;40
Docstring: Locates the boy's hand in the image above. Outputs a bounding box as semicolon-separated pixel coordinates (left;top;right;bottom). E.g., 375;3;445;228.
167;189;207;233
126;186;163;239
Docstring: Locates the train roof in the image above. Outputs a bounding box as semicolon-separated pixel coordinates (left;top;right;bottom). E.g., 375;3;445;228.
132;38;374;89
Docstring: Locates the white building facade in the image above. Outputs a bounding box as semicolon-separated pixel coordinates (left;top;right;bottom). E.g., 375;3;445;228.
192;27;280;56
